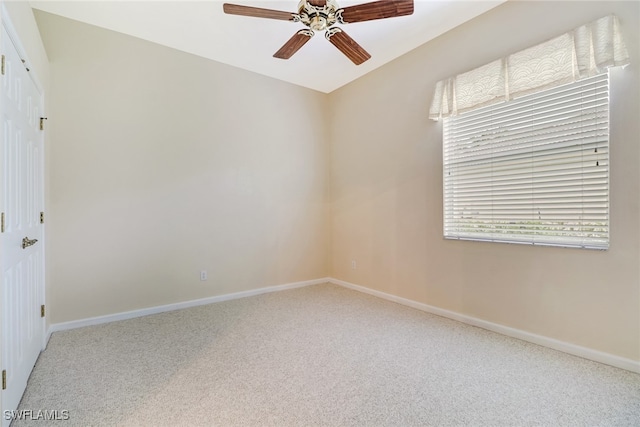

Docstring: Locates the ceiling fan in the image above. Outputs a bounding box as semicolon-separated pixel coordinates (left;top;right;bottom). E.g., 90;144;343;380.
222;0;414;65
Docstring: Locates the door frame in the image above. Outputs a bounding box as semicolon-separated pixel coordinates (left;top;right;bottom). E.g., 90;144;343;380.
0;3;47;421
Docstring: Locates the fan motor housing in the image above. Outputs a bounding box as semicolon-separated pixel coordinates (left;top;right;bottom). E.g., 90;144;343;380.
297;0;339;31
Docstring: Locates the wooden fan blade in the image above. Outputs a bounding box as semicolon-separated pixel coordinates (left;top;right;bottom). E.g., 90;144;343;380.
339;0;414;23
274;30;314;59
326;29;371;65
223;3;295;21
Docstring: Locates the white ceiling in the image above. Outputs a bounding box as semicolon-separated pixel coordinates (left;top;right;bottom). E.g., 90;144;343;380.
30;0;505;93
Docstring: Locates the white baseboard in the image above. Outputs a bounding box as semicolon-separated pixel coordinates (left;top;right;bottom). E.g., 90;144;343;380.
329;277;640;374
45;276;639;374
47;277;330;341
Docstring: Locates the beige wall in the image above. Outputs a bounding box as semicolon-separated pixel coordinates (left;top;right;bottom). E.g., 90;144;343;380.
34;11;329;324
329;1;640;361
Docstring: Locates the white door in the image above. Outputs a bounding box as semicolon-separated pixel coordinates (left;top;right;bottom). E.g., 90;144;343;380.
0;24;45;425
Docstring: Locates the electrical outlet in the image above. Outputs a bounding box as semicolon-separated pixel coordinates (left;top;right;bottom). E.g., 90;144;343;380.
200;270;207;281
351;260;357;270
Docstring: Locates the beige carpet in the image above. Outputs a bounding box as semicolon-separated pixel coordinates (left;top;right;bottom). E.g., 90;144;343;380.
13;283;640;426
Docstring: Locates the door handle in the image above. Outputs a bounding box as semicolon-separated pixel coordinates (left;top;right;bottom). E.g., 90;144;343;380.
22;237;38;249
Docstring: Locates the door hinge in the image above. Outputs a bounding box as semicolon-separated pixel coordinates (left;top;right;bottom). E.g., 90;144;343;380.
1;212;4;233
1;55;5;75
39;117;47;131
2;370;6;390
40;211;44;224
41;305;45;318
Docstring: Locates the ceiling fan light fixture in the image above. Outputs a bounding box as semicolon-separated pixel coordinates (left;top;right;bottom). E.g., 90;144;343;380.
309;15;327;31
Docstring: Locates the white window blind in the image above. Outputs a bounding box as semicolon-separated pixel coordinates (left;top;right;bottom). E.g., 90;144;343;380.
443;73;609;249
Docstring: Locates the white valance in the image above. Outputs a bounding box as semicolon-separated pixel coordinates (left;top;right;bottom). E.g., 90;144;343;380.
429;15;630;121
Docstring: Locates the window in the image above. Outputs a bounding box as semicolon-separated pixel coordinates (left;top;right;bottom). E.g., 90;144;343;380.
431;15;628;249
443;73;609;249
